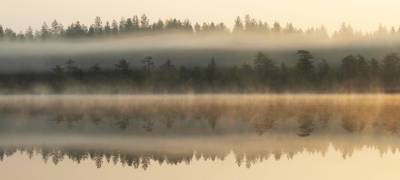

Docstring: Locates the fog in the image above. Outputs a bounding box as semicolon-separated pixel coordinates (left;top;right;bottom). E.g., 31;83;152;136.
0;94;397;135
1;94;400;171
1;33;400;72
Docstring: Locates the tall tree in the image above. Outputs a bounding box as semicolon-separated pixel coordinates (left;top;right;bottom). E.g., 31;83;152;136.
115;59;131;74
40;22;50;40
315;59;333;89
16;32;25;41
132;15;140;31
104;21;112;34
194;23;201;33
4;28;16;40
369;58;380;78
158;59;178;89
93;16;103;35
119;18;126;33
272;22;282;33
65;59;83;79
278;62;290;89
244;14;257;32
296;50;315;83
50;20;64;38
140;14;150;31
142;56;154;76
253;52;277;87
152;19;164;32
111;20;119;34
381;53;400;89
25;27;34;40
206;57;217;84
65;21;86;38
87;26;95;37
0;25;4;40
125;18;134;32
233;16;244;33
368;58;381;88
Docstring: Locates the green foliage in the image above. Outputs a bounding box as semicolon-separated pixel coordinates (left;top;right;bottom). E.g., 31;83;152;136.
381;53;400;89
254;52;278;86
1;51;400;93
296;50;315;83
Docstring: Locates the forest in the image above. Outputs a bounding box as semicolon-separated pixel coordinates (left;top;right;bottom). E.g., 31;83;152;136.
0;50;399;93
1;15;400;93
0;14;399;42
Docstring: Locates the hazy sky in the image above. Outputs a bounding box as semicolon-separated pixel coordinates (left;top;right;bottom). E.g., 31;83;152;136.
1;0;399;33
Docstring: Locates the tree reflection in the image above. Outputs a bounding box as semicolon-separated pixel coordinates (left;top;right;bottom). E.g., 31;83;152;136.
1;96;400;168
2;95;400;135
2;136;400;169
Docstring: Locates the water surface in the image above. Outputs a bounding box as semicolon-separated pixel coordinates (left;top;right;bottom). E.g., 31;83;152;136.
1;94;400;180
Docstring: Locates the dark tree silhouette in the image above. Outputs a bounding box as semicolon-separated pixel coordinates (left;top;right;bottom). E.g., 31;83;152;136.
381;53;400;90
142;56;154;75
0;14;399;41
233;16;244;33
253;52;278;88
0;25;4;40
296;50;315;85
0;50;400;93
115;59;131;74
206;57;217;84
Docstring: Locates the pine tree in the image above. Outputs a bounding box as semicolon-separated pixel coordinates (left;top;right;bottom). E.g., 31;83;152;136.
40;22;50;40
296;50;315;83
25;27;34;40
206;57;217;84
104;21;112;34
94;16;103;35
233;16;244;33
0;25;4;40
111;20;119;34
140;14;150;31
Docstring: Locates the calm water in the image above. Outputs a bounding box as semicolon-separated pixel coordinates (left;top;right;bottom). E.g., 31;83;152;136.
1;94;400;180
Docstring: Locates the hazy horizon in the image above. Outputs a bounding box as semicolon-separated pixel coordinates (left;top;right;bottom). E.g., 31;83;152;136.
1;0;400;33
2;1;400;180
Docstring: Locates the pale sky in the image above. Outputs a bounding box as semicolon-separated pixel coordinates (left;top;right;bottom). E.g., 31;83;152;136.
1;0;399;33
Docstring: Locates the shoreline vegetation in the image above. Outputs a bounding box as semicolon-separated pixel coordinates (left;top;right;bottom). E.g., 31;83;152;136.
2;15;400;94
1;50;400;94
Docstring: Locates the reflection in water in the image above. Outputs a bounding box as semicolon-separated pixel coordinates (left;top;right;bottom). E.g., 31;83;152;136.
1;135;400;169
0;94;399;135
1;95;400;178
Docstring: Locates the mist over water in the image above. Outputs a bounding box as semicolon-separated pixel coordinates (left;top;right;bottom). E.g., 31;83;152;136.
0;94;400;179
3;4;400;180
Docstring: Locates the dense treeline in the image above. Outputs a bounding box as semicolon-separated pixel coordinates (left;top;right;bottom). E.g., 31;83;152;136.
1;50;400;93
0;14;399;41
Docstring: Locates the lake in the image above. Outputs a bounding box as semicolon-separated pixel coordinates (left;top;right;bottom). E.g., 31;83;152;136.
1;94;400;180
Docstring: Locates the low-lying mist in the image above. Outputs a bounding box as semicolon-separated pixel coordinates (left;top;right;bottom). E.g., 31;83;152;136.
0;33;400;72
1;94;400;168
0;94;398;135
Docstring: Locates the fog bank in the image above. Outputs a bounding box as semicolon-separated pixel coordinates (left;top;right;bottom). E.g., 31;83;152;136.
1;33;400;72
